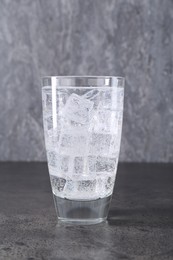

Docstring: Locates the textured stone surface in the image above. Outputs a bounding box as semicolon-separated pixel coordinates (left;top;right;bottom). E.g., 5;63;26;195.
0;162;173;259
0;0;173;161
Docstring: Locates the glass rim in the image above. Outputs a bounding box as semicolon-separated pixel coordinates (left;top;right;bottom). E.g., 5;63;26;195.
42;76;125;88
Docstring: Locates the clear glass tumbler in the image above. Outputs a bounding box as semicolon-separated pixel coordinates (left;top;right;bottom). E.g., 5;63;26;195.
42;76;124;225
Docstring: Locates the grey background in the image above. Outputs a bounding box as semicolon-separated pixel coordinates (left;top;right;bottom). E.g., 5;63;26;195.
0;0;173;162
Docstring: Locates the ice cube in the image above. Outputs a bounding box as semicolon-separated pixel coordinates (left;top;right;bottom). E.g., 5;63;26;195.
63;179;76;198
78;179;97;193
45;129;60;150
50;175;66;196
98;88;118;111
44;115;53;131
82;89;100;100
59;156;69;173
89;133;118;156
42;89;68;114
63;178;98;200
96;175;115;198
42;92;52;112
97;86;124;112
105;176;114;191
73;157;84;174
47;151;69;174
88;156;117;173
63;93;94;124
96;157;116;173
90;109;118;135
58;131;88;156
44;114;67;132
47;150;57;167
87;156;96;173
65;179;75;191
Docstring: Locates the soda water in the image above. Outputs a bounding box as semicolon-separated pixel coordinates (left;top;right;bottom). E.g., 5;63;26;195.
42;86;123;224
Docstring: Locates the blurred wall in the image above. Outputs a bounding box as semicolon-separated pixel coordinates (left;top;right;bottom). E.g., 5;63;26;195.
0;0;173;162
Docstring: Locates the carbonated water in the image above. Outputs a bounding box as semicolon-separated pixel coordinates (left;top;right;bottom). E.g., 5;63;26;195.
42;87;123;223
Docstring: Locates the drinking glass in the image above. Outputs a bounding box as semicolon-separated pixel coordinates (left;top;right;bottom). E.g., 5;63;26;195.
42;76;124;225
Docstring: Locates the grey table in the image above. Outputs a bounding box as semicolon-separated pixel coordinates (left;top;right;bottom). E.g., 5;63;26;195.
0;163;173;260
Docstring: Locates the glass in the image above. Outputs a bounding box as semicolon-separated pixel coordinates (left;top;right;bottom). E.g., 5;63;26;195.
42;76;124;225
